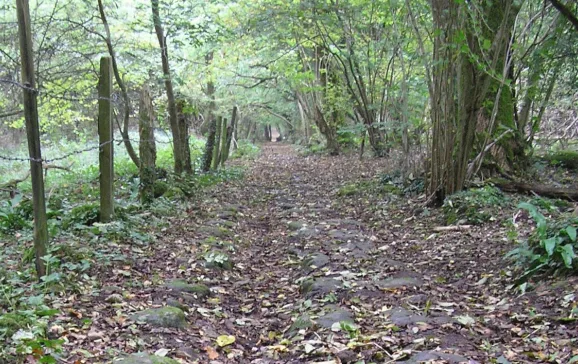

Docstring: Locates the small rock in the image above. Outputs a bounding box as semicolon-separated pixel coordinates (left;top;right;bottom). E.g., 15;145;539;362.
288;221;306;231
130;307;187;328
317;309;354;329
105;294;124;303
87;330;105;341
114;352;179;364
285;314;314;337
165;280;211;297
167;298;189;312
301;253;330;271
301;277;341;297
101;285;122;293
400;351;470;364
377;276;423;289
198;226;230;237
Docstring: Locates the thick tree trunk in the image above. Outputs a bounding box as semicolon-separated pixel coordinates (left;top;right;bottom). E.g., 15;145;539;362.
428;0;518;203
151;0;183;174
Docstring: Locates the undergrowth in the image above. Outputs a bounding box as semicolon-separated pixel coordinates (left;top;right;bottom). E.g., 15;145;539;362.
0;134;244;362
442;186;510;225
507;201;577;285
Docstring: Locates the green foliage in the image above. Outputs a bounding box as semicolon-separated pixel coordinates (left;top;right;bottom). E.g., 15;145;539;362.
507;202;577;282
62;203;100;229
543;150;578;170
0;195;32;233
442;186;509;225
231;140;260;159
380;172;425;196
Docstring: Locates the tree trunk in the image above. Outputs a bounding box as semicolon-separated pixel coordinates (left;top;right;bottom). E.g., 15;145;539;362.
211;117;222;170
176;99;192;173
16;0;48;279
98;0;140;168
151;0;183;174
221;106;238;165
428;0;519;203
202;116;216;172
139;85;157;204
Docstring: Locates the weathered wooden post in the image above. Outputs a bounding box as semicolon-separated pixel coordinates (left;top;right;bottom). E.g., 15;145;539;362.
218;117;228;166
98;56;114;222
202;116;216;172
221;106;238;165
211;116;222;170
16;0;48;278
139;85;156;204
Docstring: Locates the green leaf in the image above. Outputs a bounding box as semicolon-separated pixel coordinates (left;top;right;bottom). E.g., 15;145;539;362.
569;355;578;364
543;237;557;256
566;226;577;242
559;244;575;268
216;334;235;347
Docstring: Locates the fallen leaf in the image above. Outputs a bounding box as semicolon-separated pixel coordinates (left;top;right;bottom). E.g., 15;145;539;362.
204;346;219;360
216;334;236;347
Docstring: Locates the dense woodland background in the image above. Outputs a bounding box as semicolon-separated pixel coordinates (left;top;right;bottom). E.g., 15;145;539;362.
0;0;578;362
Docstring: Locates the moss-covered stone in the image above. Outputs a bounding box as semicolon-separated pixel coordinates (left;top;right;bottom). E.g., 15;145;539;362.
130;307;186;328
337;184;359;196
153;181;168;198
288;221;306;231
198;226;230;237
285;314;314;338
165;280;210;298
163;187;186;199
114;352;179;364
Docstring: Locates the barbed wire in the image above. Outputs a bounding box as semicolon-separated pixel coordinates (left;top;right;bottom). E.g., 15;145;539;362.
0;78;123;104
0;134;208;165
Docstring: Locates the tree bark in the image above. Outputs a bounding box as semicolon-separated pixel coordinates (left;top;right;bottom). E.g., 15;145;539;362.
16;0;48;279
495;180;578;201
211;116;222;170
139;85;157;204
221;105;238;165
151;0;183;174
202;116;216;172
176;99;192;173
97;0;140;168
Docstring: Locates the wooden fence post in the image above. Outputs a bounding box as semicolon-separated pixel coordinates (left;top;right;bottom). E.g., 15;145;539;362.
211;116;222;170
139;85;156;204
98;56;114;222
16;0;48;278
218;117;228;166
221;106;238;165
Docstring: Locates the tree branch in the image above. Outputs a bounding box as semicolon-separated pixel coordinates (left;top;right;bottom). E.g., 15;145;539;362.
548;0;578;31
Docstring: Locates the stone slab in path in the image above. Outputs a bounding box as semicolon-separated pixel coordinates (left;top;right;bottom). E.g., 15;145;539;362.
130;307;187;328
114;352;179;364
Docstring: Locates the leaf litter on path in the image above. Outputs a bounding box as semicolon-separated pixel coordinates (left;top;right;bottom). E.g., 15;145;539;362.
56;143;577;363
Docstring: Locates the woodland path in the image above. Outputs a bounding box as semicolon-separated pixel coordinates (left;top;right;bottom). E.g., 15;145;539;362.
84;143;576;364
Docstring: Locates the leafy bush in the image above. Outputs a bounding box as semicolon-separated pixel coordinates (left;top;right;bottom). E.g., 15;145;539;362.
544;150;578;170
507;202;577;281
380;171;425;195
62;202;100;229
0;195;32;233
231;140;260;159
442;186;509;225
